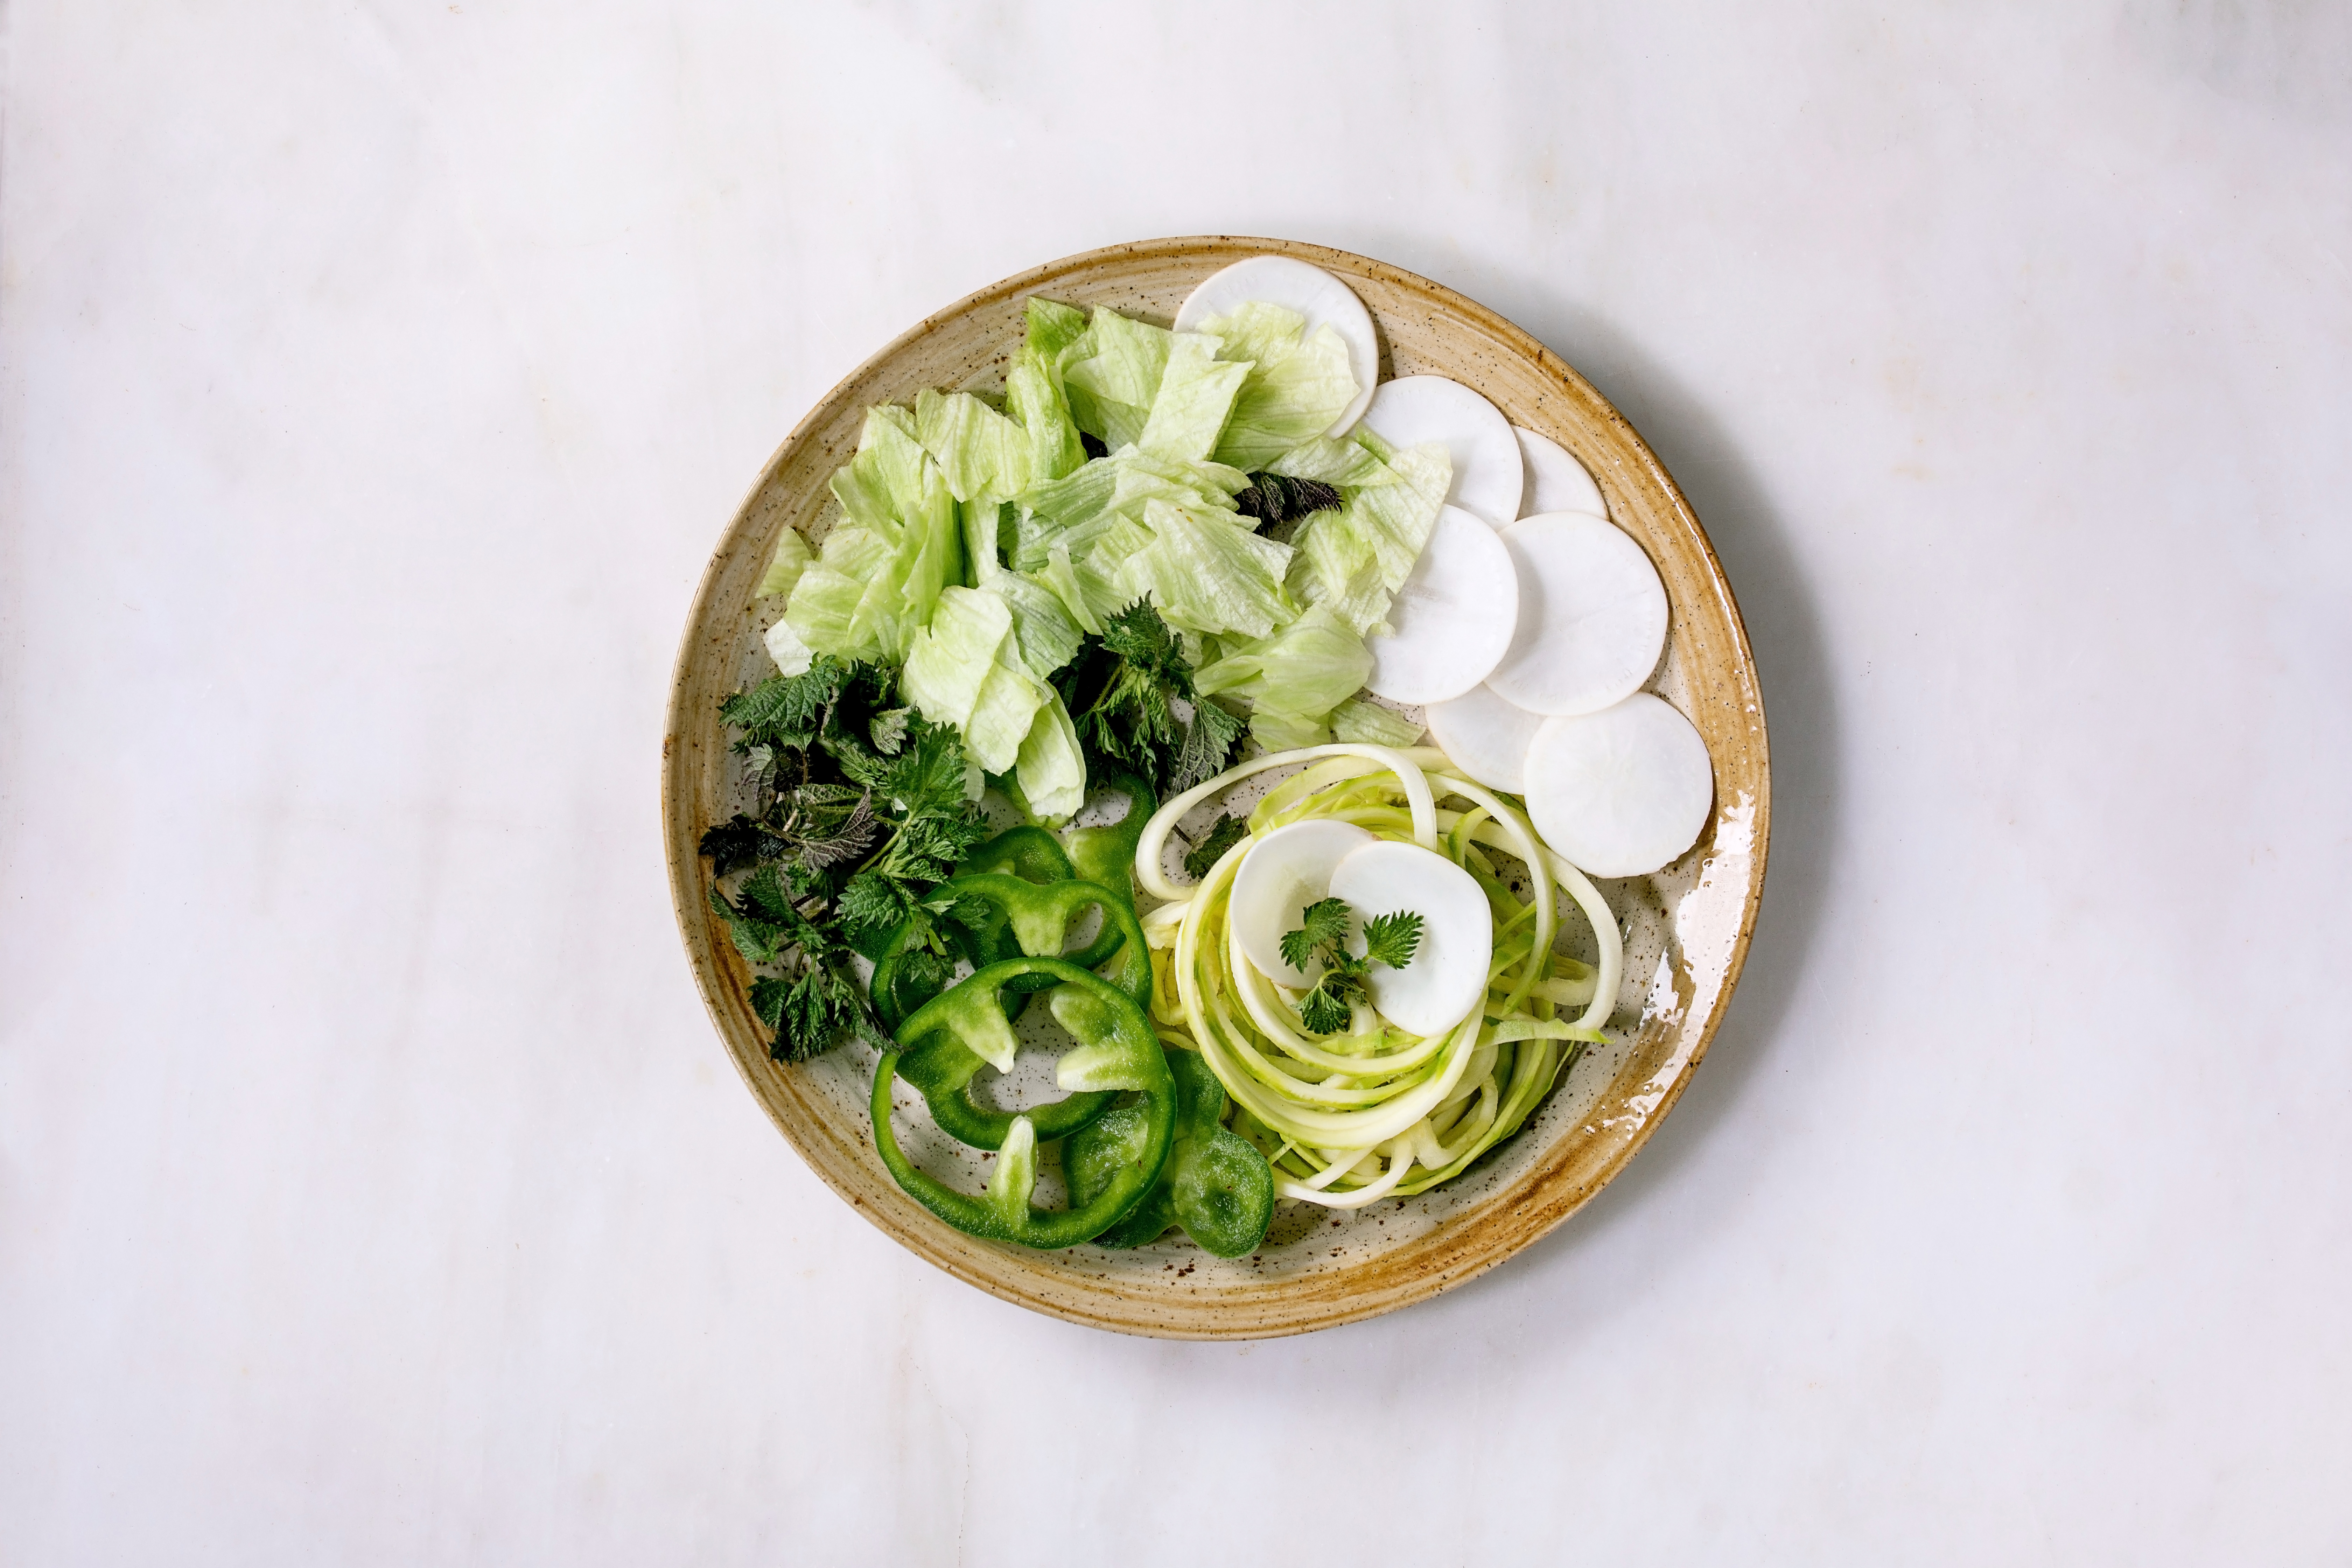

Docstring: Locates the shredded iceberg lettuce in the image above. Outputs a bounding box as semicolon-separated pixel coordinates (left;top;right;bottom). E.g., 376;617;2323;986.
1013;694;1086;820
899;586;1051;775
756;528;812;599
1199;302;1360;471
1191;603;1371;722
1284;434;1451;636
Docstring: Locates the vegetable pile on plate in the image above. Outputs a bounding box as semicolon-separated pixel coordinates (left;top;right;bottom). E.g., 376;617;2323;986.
703;256;1716;1253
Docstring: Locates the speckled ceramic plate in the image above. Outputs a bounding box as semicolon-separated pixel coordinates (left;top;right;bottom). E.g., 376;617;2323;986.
663;237;1768;1338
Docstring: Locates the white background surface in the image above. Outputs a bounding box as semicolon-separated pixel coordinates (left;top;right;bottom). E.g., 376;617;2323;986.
6;3;2349;1562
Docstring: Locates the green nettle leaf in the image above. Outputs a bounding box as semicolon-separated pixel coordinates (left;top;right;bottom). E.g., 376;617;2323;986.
1054;597;1238;795
1362;910;1425;970
1181;813;1251;880
1232;472;1344;528
1279;896;1422;1036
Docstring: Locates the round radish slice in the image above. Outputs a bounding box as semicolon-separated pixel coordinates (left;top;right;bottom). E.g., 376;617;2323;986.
1485;513;1668;717
1424;684;1546;794
1524;694;1714;878
1358;376;1523;525
1513;426;1607;520
1327;841;1494;1038
1365;505;1519;705
1174;256;1379;434
1230;819;1377;988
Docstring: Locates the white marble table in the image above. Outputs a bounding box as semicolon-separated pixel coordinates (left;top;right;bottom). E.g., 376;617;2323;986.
7;3;2349;1561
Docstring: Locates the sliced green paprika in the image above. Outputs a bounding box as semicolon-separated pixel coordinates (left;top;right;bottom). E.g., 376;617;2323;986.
873;826;1084;1034
886;873;1152;1148
1059;772;1156;1002
1065;1046;1276;1258
872;958;1176;1249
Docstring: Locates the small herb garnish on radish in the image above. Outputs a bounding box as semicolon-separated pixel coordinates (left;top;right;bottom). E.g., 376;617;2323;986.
1279;897;1424;1035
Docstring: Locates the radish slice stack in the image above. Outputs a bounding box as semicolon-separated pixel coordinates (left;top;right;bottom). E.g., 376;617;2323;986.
1423;683;1547;794
1365;506;1519;704
1174;257;1381;434
1485;513;1668;717
1358;376;1524;525
1512;426;1608;519
1228;819;1377;988
1522;695;1714;878
1326;841;1494;1037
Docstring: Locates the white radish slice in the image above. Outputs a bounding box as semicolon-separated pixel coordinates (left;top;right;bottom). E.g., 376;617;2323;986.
1512;426;1608;520
1173;256;1380;434
1485;513;1668;717
1524;694;1714;878
1365;505;1519;705
1326;841;1494;1038
1358;376;1524;525
1424;684;1546;794
1230;819;1377;988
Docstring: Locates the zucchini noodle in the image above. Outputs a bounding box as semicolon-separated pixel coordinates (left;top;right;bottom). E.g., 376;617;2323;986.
1133;745;1624;1209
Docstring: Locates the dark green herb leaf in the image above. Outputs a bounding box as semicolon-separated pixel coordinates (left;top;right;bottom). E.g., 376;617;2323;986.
1233;472;1344;528
1362;910;1425;970
1182;813;1251;880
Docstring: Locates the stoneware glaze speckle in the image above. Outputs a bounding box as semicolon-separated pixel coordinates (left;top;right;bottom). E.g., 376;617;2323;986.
662;237;1770;1338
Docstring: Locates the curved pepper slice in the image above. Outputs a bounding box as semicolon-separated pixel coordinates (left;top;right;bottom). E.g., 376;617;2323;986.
872;826;1079;1033
886;873;1152;1148
873;958;1176;1249
1065;1047;1276;1258
1060;772;1156;1001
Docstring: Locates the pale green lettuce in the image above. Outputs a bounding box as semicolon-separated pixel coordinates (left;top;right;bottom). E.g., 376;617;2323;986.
1192;603;1372;722
1138;332;1251;462
1062;308;1171;450
1329;696;1426;748
1284;435;1451;636
1199;302;1359;471
899;585;1052;775
1126;498;1294;638
756;528;812;599
1013;694;1086;820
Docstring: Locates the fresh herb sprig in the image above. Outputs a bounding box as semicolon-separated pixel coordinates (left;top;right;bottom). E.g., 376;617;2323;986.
1054;598;1245;797
1181;813;1251;880
1233;472;1343;528
699;654;990;1062
1279;897;1424;1035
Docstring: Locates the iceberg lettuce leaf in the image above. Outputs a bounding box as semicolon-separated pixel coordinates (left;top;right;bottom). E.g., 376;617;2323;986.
756;527;813;599
1063;308;1170;450
915;388;1031;506
1125;498;1295;639
1138;332;1251;462
1191;602;1371;720
1329;696;1425;748
1200;303;1360;471
1013;694;1086;821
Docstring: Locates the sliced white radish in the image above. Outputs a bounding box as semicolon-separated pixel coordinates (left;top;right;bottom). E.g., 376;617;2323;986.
1485;513;1668;717
1424;684;1546;794
1173;256;1379;434
1358;376;1523;525
1365;505;1519;705
1523;694;1714;878
1230;819;1377;988
1512;426;1608;520
1326;841;1494;1038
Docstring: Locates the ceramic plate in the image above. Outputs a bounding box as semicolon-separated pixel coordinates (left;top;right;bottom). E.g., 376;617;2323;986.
662;237;1769;1338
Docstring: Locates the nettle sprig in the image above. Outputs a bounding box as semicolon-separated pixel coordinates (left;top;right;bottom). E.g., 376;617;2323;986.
1279;897;1424;1035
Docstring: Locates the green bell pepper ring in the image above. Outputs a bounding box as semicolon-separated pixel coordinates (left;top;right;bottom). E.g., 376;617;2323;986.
872;958;1176;1249
1066;1046;1276;1258
958;824;1076;884
1060;772;1156;1001
886;873;1153;1148
874;827;1085;1033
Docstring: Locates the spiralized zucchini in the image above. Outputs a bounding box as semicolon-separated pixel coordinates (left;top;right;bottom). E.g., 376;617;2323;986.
1133;745;1623;1208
